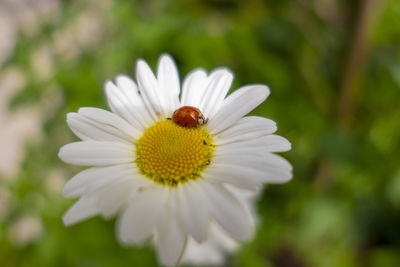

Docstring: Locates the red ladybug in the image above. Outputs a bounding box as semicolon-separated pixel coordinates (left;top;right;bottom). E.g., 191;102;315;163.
172;106;208;127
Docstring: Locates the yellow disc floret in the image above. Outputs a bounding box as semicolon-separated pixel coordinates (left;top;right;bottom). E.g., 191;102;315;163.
135;119;214;187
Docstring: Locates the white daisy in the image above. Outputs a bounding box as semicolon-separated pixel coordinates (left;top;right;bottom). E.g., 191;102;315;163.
58;54;292;266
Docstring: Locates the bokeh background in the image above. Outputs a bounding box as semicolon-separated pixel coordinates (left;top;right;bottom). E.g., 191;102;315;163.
0;0;399;266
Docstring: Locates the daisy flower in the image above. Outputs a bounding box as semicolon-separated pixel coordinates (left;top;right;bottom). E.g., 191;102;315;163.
58;54;292;266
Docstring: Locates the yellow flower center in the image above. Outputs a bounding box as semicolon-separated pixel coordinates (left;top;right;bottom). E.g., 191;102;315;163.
135;119;214;186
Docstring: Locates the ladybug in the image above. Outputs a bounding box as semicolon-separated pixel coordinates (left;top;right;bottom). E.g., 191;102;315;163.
172;106;208;127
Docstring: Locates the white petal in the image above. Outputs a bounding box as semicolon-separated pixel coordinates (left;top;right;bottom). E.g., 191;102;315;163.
200;181;253;241
64;169;152;225
214;116;277;145
202;166;261;191
115;75;155;127
117;185;167;244
177;182;209;242
67;108;141;143
156;190;186;267
136;59;167;120
62;164;135;198
216;135;291;153
213;153;293;183
67;113;124;143
105;81;150;130
208;221;239;251
58;141;134;166
215;151;292;171
63;176;143;226
208;85;270;134
261;135;292;152
97;175;144;218
157;54;180;113
180;68;208;107
181;222;239;265
82;166;137;195
181;236;225;265
225;185;258;226
63;195;99;226
78;107;141;138
199;68;233;118
226;184;259;200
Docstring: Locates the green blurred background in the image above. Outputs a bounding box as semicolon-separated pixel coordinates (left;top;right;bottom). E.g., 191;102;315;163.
0;0;399;266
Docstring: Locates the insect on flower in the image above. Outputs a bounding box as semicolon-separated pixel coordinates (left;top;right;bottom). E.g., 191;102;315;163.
172;106;208;127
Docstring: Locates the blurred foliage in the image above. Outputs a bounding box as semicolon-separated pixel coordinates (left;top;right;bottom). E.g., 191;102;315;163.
1;0;400;266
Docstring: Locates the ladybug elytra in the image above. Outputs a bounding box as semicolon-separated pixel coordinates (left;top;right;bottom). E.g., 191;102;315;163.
172;106;208;127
